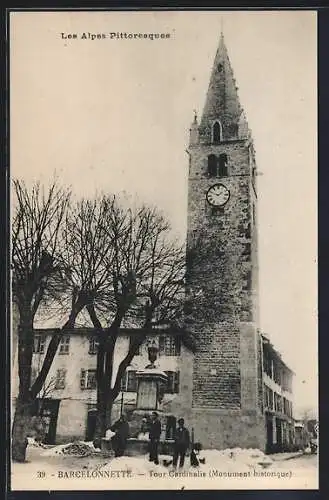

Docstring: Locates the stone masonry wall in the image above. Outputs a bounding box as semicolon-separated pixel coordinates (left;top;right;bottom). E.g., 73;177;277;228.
186;140;254;324
191;322;241;409
189;409;266;450
187;138;258;410
240;322;259;413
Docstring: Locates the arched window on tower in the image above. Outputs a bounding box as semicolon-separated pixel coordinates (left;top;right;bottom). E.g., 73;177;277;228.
213;121;222;144
207;154;217;177
218;154;228;177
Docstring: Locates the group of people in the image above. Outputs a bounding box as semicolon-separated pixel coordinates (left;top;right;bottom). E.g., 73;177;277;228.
109;411;192;468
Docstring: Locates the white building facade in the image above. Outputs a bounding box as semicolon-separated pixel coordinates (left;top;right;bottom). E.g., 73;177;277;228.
12;327;194;444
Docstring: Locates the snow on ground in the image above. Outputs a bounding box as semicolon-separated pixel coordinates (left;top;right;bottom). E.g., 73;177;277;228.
105;430;116;439
11;443;318;491
27;437;47;448
100;455;169;475
199;447;274;471
95;448;271;476
41;441;101;457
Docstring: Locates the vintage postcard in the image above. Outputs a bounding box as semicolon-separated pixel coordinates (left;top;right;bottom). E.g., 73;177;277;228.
9;9;318;491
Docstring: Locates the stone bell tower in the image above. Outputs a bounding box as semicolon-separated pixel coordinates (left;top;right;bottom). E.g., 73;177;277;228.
185;31;265;449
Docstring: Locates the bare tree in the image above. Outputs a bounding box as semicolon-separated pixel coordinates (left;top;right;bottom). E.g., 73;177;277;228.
11;178;75;462
43;376;57;396
30;364;58;409
83;201;186;446
32;194;123;394
12;182;186;458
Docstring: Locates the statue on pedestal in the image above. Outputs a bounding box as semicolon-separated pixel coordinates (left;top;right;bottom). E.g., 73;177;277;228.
127;338;168;439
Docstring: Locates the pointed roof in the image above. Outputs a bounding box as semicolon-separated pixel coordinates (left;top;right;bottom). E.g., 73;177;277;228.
200;32;242;141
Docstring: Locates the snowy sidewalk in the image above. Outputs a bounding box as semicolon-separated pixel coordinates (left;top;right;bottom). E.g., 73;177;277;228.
270;451;305;462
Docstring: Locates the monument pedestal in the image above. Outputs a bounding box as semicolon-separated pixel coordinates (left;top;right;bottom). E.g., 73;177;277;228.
123;342;175;456
128;367;168;438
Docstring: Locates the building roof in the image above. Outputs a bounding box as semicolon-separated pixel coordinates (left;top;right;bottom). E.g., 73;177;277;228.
34;325;196;352
261;333;295;375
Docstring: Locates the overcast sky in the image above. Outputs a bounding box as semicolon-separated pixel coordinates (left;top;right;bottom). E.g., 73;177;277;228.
10;10;317;414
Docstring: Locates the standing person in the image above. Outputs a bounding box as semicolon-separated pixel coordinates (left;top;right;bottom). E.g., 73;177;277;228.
110;414;130;457
173;418;190;469
141;414;150;434
148;411;162;465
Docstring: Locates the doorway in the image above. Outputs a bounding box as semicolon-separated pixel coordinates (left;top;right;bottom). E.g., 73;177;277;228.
85;409;97;442
265;414;273;453
276;419;283;451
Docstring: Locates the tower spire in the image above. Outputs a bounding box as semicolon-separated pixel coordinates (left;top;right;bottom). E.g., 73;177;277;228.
199;29;242;142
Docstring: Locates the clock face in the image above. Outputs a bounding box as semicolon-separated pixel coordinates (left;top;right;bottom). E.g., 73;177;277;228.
206;184;230;207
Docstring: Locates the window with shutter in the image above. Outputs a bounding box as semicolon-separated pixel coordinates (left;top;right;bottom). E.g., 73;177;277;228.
55;369;66;389
80;369;86;389
33;335;45;354
207;155;217;177
80;369;97;390
164;371;180;394
59;335;70;354
159;335;181;356
218;154;228;176
88;337;98;355
120;370;137;392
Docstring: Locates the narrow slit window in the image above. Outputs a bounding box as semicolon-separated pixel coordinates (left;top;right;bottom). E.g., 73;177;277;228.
207;155;217;177
218;154;228;176
213;121;222;143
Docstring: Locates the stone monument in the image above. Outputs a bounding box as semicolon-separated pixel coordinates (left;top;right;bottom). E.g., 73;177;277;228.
101;337;174;456
128;338;168;440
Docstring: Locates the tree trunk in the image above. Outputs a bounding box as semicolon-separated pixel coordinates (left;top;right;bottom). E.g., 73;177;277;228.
12;306;34;463
93;337;106;449
93;398;113;448
93;401;107;450
95;330;147;445
12;298;85;462
105;397;114;429
93;332;116;448
12;395;35;462
93;393;114;449
93;361;115;448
